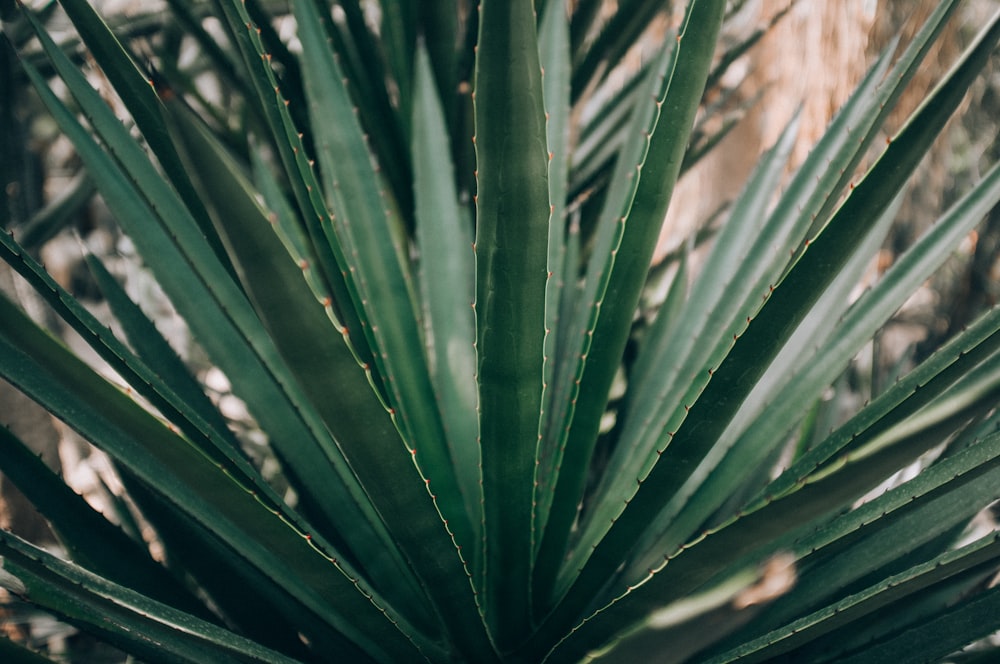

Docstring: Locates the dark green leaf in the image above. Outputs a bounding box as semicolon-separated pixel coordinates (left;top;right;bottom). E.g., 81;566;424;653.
473;0;551;647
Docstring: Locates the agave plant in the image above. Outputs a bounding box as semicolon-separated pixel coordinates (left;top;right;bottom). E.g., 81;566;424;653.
1;0;1000;661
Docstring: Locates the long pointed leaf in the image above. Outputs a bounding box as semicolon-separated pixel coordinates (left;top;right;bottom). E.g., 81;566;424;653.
534;0;575;559
412;43;482;557
473;0;551;648
533;0;726;610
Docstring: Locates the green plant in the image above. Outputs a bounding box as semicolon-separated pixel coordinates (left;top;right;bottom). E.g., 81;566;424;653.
1;0;1000;661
